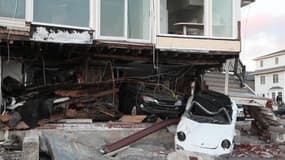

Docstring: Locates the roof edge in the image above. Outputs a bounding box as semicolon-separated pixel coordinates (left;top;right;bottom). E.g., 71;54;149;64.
253;49;285;60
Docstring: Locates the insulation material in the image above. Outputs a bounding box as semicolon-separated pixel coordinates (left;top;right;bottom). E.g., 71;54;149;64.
31;26;92;44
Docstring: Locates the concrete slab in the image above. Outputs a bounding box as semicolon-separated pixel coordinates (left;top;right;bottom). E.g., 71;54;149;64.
22;131;39;160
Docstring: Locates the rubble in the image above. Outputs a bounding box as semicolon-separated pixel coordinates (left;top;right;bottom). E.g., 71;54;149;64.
232;144;284;159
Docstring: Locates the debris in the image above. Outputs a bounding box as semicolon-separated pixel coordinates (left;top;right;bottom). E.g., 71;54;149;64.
15;122;29;130
232;144;283;159
101;118;180;154
119;82;185;118
22;131;39;160
58;119;93;124
119;115;147;123
2;76;24;96
66;109;77;118
248;106;284;143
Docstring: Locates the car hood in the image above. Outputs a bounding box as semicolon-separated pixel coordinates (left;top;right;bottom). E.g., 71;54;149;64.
177;117;236;149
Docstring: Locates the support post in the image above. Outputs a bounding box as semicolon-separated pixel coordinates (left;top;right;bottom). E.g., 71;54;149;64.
225;60;230;95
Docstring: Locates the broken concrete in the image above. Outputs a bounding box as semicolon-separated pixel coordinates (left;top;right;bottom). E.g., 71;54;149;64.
22;131;39;160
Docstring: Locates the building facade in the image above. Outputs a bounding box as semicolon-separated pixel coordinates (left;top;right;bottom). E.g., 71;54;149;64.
0;0;254;97
254;50;285;103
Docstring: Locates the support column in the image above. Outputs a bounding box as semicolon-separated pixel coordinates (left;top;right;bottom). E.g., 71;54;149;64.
225;60;230;95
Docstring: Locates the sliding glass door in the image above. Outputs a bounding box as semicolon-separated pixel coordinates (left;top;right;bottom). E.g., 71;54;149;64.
100;0;125;37
212;0;233;37
99;0;151;41
0;0;25;19
128;0;150;40
34;0;90;28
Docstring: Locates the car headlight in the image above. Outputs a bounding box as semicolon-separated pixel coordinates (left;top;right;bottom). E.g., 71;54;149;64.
141;96;159;104
221;139;231;149
177;131;186;141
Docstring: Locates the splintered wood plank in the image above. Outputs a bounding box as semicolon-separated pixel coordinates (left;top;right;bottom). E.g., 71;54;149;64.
119;115;147;123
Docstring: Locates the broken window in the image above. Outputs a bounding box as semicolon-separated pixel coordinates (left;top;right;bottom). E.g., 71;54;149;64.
0;0;25;19
33;0;90;27
186;91;233;124
212;0;233;37
100;0;151;40
160;0;205;36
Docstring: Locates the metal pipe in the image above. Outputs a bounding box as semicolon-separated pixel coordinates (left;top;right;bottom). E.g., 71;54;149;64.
101;118;180;154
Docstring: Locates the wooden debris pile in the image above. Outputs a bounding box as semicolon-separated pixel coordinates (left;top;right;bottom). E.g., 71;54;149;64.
248;106;285;143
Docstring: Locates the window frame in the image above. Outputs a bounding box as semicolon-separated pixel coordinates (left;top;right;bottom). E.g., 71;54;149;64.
157;0;237;39
31;0;93;30
96;0;152;43
0;0;28;29
0;0;26;20
260;76;265;85
273;74;279;84
275;57;279;65
260;60;263;67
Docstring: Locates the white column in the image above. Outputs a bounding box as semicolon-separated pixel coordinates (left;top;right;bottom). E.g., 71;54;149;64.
225;60;230;95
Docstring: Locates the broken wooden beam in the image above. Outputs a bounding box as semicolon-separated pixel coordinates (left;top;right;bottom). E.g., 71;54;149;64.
55;88;119;99
101;118;180;154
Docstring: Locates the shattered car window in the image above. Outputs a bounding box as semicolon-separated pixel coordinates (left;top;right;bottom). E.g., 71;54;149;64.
185;91;233;124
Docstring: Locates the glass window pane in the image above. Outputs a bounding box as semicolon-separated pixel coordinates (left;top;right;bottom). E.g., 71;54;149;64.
160;0;204;36
34;0;89;27
128;0;150;40
100;0;125;37
212;0;233;37
0;0;25;19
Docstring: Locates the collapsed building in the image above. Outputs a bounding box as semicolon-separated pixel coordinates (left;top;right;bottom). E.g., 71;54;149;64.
0;0;255;129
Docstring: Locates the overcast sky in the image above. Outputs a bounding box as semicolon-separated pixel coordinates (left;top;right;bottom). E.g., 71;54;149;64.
240;0;285;71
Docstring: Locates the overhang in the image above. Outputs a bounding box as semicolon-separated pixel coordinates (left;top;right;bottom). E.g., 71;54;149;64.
253;66;285;75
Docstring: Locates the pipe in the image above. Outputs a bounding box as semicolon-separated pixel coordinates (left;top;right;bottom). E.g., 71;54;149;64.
101;118;180;154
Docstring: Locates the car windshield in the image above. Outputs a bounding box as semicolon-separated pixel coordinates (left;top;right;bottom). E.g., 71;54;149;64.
185;101;232;125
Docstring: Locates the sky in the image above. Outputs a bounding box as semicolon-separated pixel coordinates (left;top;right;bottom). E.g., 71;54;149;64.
240;0;285;71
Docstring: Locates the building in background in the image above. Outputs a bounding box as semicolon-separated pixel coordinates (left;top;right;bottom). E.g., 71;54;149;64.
254;50;285;104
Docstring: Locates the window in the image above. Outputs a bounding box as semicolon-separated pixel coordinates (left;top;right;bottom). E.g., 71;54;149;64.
260;60;263;67
159;0;234;38
34;0;90;27
275;57;279;64
100;0;125;37
260;76;265;85
160;0;205;36
100;0;150;40
128;0;150;40
273;74;279;83
0;0;25;19
212;0;233;37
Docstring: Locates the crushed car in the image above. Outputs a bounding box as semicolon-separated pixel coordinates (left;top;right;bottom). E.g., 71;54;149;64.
119;82;186;119
175;90;237;156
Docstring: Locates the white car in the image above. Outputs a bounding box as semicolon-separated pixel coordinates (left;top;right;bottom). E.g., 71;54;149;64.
175;90;238;156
